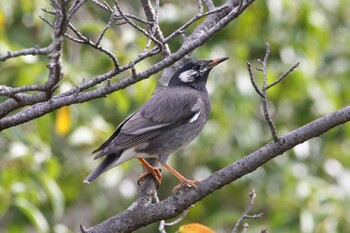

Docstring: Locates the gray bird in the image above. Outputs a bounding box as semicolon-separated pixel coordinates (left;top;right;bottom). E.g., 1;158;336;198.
84;57;229;189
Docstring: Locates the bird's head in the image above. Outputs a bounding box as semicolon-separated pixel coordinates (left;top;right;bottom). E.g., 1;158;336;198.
168;57;229;90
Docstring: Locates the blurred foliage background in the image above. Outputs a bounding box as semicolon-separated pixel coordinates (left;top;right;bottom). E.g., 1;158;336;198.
1;0;350;232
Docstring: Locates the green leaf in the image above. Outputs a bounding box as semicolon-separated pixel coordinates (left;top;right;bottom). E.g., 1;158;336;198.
14;197;49;233
39;175;64;221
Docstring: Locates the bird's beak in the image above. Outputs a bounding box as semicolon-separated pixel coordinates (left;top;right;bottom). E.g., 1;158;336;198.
208;57;229;69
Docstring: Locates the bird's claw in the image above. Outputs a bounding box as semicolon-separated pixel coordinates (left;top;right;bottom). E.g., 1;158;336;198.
173;179;202;192
137;167;162;187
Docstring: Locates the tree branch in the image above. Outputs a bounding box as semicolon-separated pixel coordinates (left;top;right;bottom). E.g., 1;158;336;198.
82;105;350;232
0;46;50;61
0;0;256;131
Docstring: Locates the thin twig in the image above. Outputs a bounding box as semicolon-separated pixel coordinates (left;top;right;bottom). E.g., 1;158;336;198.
91;0;110;12
159;221;167;233
41;7;56;14
159;205;194;233
202;0;215;11
67;22;88;41
264;62;300;90
152;0;161;48
92;0;150;24
247;62;264;98
232;189;263;233
262;44;270;90
66;22;120;69
164;5;229;43
260;42;279;141
244;213;264;219
241;223;249;233
39;15;55;28
143;0;159;52
116;13;151;25
114;0;163;48
67;0;87;21
63;32;85;43
140;0;170;56
96;13;114;46
164;206;193;226
197;0;204;14
102;1;113;12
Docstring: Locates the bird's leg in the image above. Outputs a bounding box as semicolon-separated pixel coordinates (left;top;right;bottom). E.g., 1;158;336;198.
160;162;201;192
137;158;162;187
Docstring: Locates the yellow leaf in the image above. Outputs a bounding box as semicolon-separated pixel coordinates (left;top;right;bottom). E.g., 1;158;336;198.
179;223;215;233
55;106;71;136
0;10;4;32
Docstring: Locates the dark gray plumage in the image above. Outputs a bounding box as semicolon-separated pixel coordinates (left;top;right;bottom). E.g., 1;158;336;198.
84;57;229;188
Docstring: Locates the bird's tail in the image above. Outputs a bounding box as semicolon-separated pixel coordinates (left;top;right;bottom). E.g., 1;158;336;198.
83;152;121;184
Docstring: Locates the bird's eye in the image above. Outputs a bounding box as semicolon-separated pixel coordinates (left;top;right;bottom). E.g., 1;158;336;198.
193;64;200;70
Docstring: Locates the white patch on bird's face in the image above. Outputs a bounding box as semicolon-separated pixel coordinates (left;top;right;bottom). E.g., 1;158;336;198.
178;69;198;83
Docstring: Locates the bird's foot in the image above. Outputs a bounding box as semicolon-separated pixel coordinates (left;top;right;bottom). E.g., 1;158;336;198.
137;158;162;187
173;179;202;192
137;167;162;187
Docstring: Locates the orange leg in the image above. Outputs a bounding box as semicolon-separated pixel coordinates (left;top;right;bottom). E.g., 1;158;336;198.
160;162;201;192
137;158;162;187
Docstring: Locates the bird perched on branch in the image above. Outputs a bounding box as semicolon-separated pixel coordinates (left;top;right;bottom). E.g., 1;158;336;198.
84;57;229;190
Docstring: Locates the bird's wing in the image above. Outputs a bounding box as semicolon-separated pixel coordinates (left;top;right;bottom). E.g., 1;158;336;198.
92;112;136;154
93;88;203;159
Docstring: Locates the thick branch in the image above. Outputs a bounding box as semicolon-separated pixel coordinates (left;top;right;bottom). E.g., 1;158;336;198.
83;105;350;232
0;0;255;131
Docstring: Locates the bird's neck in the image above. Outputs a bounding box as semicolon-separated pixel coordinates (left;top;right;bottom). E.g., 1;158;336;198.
168;80;207;92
